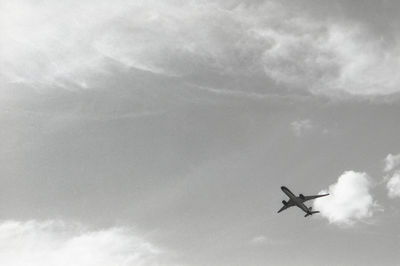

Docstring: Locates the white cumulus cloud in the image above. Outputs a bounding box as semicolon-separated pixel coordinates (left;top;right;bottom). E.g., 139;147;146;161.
313;171;377;226
383;153;400;172
386;171;400;198
0;220;174;266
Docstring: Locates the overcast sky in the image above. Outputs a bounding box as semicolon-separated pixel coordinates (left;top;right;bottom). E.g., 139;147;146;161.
1;0;400;265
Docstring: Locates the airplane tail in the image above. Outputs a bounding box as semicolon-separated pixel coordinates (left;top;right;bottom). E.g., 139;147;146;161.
304;207;319;217
304;211;319;217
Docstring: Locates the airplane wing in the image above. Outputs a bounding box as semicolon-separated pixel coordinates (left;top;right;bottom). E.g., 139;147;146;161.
277;199;295;213
302;193;329;202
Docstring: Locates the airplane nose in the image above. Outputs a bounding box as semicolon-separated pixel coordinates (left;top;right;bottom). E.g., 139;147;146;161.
281;186;287;191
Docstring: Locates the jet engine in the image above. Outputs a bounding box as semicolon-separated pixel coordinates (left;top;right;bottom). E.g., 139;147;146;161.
282;200;287;205
299;194;305;200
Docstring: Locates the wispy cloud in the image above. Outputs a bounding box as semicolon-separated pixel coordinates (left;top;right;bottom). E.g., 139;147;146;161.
290;119;314;137
250;235;267;245
313;171;378;226
249;235;289;246
0;220;175;266
2;0;400;99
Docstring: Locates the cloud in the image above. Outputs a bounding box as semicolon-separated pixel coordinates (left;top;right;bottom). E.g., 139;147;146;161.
313;171;377;226
290;119;314;137
260;20;400;97
386;171;400;198
2;0;400;98
382;153;400;198
0;220;174;266
249;235;289;246
383;153;400;172
250;235;267;245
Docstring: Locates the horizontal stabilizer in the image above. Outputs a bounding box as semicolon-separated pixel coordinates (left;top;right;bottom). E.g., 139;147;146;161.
304;211;319;217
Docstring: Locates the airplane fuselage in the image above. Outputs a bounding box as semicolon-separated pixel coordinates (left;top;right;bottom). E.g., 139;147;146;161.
278;186;328;216
281;186;310;214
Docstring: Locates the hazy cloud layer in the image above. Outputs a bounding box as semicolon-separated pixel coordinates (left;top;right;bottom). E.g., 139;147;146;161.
313;171;377;225
2;0;400;98
0;220;172;266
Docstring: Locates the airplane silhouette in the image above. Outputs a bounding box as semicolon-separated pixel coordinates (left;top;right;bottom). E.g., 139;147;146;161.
277;186;329;217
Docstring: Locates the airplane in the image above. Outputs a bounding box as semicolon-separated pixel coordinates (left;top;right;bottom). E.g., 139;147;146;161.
277;186;329;217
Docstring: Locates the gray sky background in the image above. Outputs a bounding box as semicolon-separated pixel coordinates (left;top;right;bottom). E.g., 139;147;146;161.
1;0;400;265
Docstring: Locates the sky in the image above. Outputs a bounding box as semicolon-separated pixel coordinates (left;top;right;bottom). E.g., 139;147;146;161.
1;0;400;265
